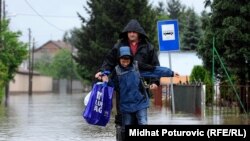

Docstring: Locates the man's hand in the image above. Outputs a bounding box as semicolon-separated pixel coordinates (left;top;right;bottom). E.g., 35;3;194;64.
95;72;109;82
95;72;103;80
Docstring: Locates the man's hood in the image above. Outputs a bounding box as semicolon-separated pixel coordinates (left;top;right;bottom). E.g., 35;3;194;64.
119;19;149;40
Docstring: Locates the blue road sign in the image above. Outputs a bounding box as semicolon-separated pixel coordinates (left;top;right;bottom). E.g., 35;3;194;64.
157;20;180;52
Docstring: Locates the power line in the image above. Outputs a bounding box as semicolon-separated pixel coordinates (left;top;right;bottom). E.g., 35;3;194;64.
24;0;65;32
15;13;79;19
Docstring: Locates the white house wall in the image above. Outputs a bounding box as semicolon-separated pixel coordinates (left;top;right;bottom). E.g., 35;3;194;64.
159;51;203;76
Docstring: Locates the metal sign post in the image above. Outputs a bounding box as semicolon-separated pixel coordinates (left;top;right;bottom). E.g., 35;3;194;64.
157;19;180;114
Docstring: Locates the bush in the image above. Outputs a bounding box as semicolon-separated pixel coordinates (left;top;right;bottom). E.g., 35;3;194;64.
0;61;8;104
190;65;213;104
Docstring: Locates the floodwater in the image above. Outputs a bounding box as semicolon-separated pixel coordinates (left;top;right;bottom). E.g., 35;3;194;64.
0;93;248;141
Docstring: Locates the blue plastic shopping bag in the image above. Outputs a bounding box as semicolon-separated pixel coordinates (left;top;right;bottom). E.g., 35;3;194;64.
83;82;114;126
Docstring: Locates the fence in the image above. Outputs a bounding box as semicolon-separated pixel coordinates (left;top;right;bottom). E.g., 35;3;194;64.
52;79;91;93
206;84;249;115
9;71;90;94
152;84;249;116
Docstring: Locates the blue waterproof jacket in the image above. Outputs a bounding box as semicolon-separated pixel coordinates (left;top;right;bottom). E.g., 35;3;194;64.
114;61;174;113
140;66;174;78
115;63;149;113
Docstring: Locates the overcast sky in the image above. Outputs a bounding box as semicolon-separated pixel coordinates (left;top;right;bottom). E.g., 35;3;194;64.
6;0;208;47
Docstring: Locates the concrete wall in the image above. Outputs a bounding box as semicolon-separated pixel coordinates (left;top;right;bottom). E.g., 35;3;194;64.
9;72;53;93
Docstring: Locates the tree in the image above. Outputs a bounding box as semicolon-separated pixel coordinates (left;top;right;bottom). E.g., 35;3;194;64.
197;0;250;113
34;49;80;80
0;61;7;103
190;65;213;104
166;0;186;34
167;0;183;19
190;65;207;83
0;20;28;82
33;52;54;76
181;8;202;50
70;0;158;82
52;49;80;80
165;0;203;51
0;20;28;103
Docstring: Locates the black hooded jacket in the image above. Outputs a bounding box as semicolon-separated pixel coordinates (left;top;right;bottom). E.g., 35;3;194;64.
100;19;160;85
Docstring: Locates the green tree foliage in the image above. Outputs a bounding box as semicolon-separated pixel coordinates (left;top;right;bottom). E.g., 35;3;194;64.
0;20;28;85
69;0;158;82
0;20;27;103
34;49;80;80
167;0;183;19
181;8;202;50
198;0;250;82
0;61;8;87
166;0;185;43
0;61;8;103
190;65;213;104
154;2;170;43
52;49;80;79
34;52;54;76
164;0;202;51
196;10;214;71
190;65;207;83
219;75;238;102
197;0;250;112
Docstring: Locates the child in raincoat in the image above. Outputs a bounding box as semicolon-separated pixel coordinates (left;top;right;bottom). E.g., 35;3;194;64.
103;46;179;138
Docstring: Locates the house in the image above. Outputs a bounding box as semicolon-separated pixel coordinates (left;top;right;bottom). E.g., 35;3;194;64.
9;40;83;93
33;40;73;61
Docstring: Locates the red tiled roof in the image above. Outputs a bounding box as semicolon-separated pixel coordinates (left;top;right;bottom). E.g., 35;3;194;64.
34;40;72;52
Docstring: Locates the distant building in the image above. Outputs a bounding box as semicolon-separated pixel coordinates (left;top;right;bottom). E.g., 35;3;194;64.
18;40;74;71
11;40;83;93
33;40;74;61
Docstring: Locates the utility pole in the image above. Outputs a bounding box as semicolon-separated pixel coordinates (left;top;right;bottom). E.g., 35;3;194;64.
0;0;2;33
28;28;32;96
2;0;9;105
31;38;35;89
30;38;35;94
70;43;73;94
2;0;4;20
0;0;2;50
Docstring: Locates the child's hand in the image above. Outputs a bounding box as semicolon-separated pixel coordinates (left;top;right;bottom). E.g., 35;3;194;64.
101;75;109;82
174;72;180;77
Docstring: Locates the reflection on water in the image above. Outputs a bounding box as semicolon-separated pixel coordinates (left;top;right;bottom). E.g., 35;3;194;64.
0;93;116;141
0;93;248;141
